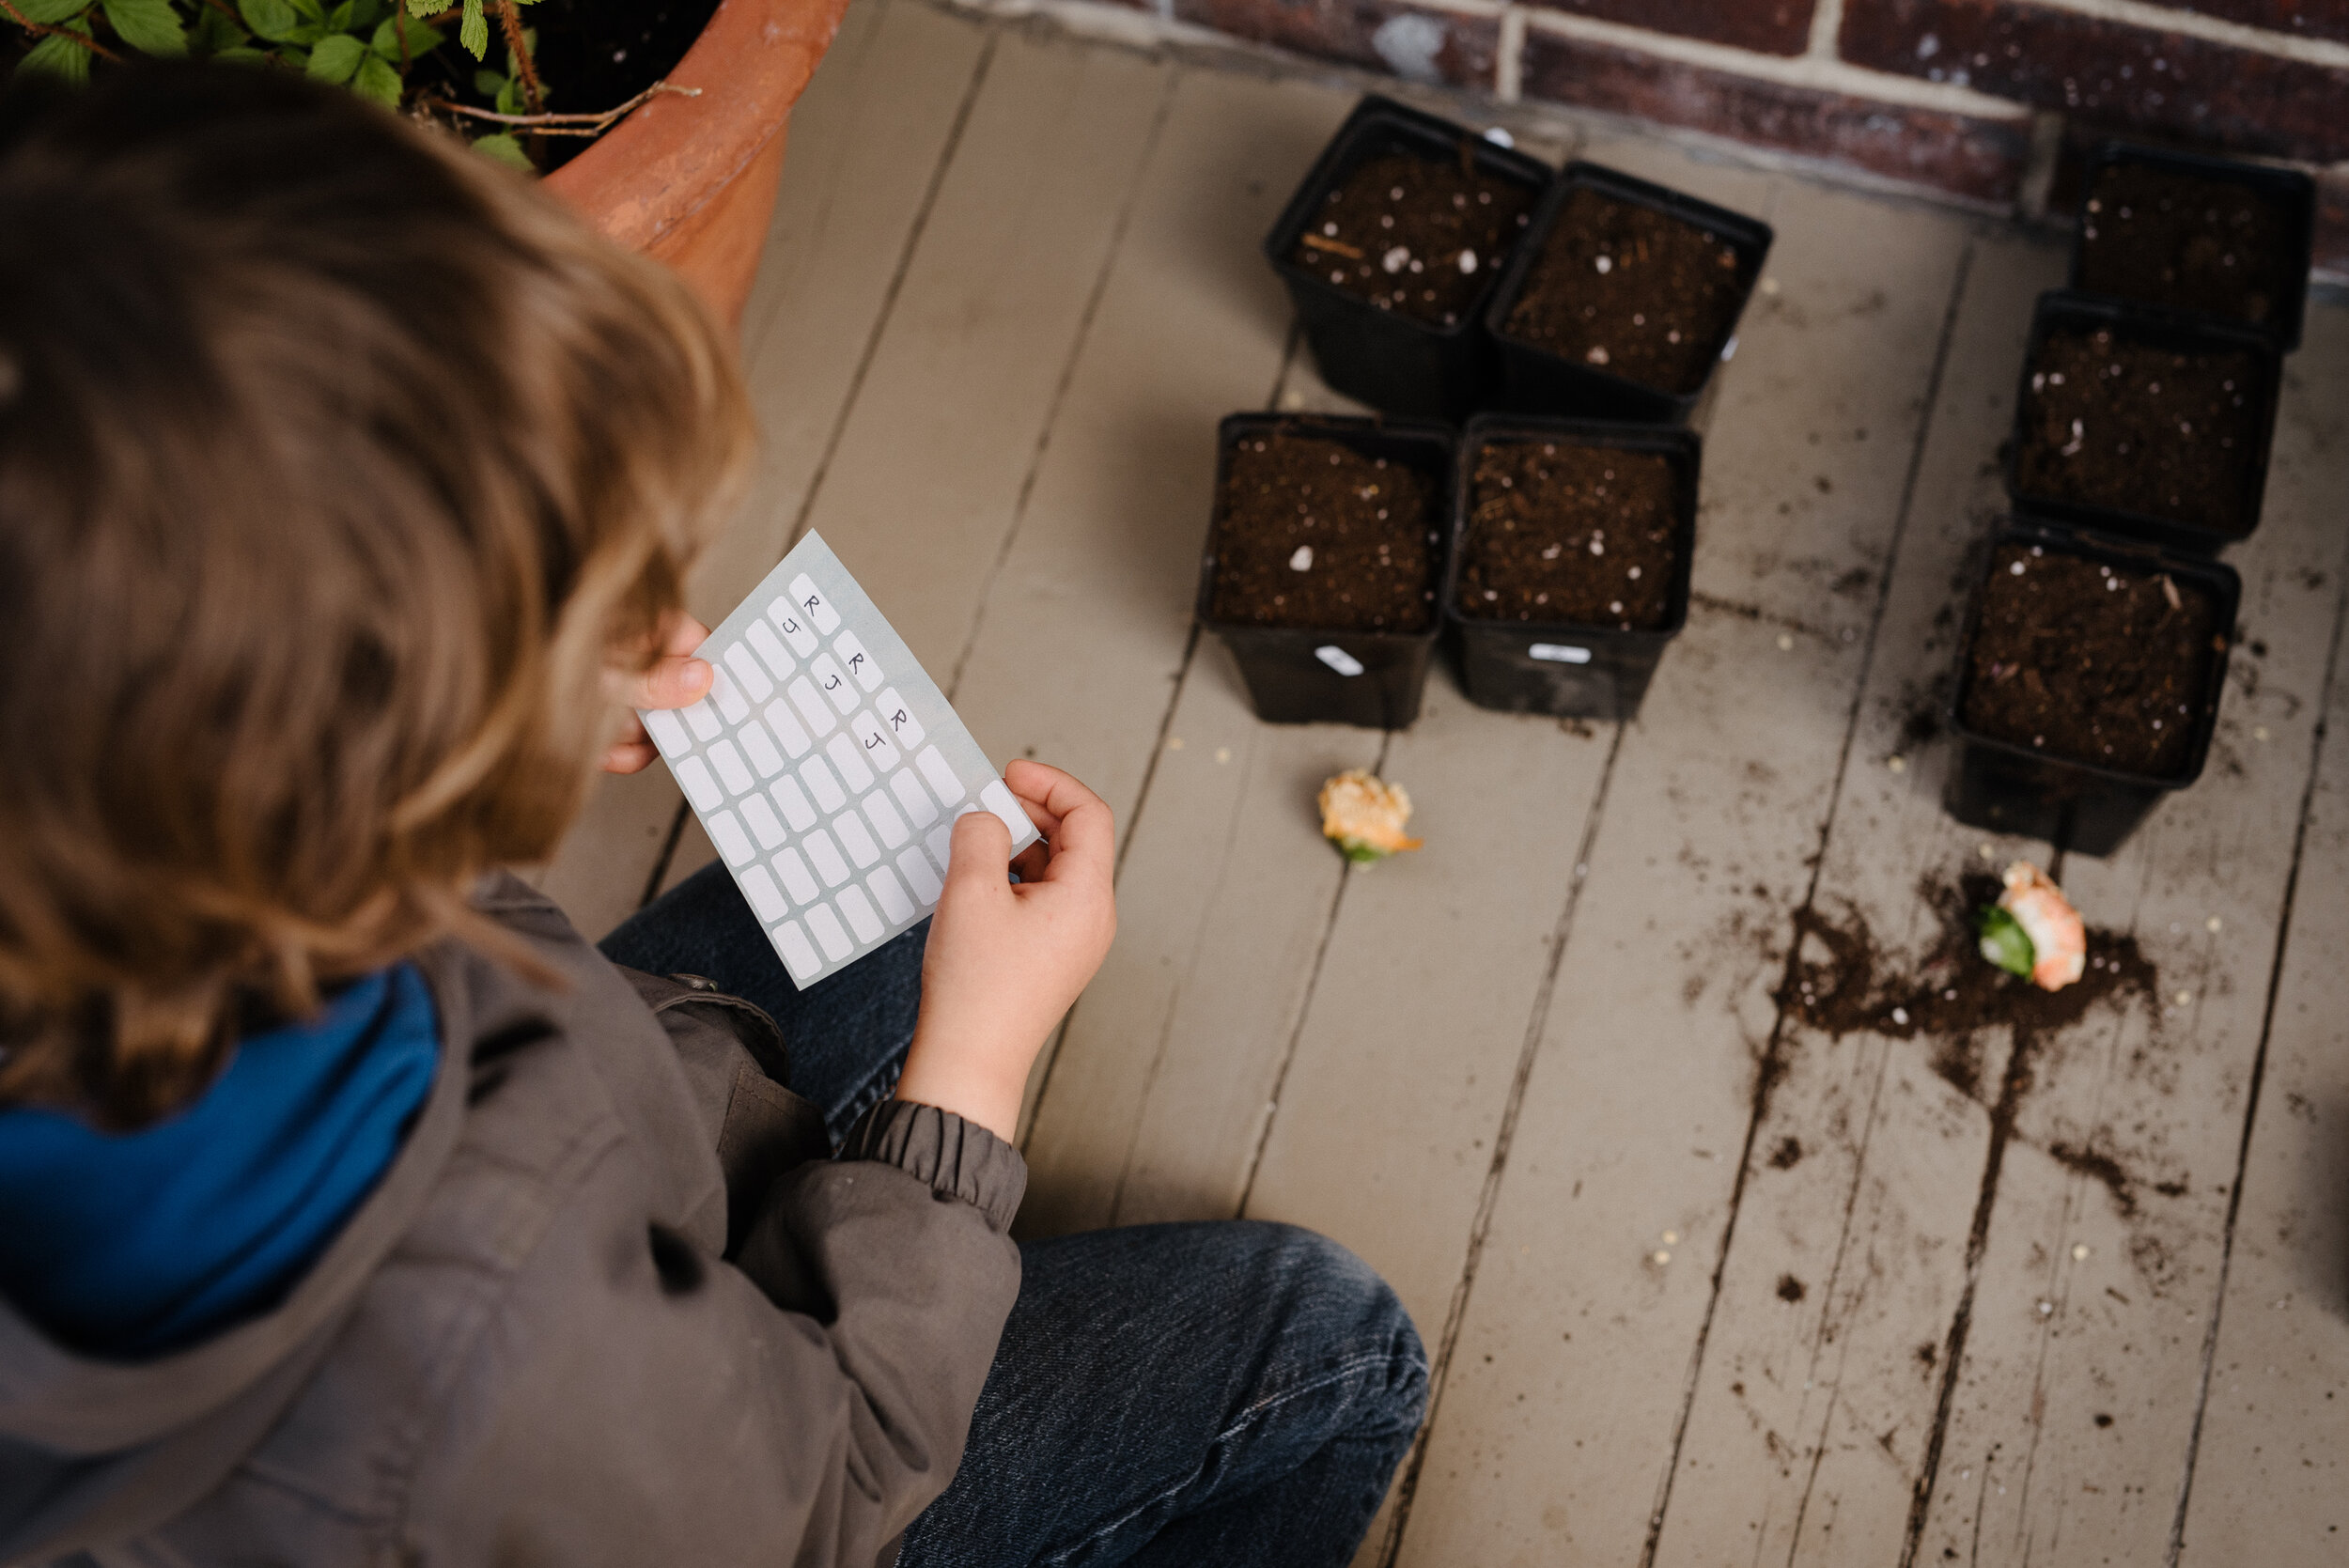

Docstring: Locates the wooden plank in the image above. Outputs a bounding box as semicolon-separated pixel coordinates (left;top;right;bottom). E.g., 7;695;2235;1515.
1632;228;2054;1568
945;64;1348;831
786;27;1173;680
1925;303;2349;1566
2179;314;2349;1565
684;0;994;627
1018;639;1383;1234
537;0;987;934
1392;161;1970;1567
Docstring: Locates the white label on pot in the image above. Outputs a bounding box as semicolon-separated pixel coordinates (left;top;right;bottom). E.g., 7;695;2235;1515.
641;531;1036;987
1530;644;1595;664
1315;644;1366;676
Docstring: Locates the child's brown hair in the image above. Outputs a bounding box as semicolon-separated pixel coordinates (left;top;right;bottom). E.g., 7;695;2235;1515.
0;67;754;1126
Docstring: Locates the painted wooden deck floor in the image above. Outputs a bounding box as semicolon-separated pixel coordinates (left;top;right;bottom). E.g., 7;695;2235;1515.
536;3;2349;1561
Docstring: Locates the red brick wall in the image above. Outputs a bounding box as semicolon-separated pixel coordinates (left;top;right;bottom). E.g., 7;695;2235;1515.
1069;0;2349;277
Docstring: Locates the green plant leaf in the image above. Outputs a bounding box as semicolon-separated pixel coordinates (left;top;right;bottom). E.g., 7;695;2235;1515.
12;0;93;26
457;0;484;56
189;5;245;49
493;73;521;114
471;132;530;169
101;0;187;54
16;27;93;81
472;65;502;93
348;0;381;26
323;0;350;30
238;0;298;38
210;42;268;60
287;0;324;20
369;14;431;54
405;0;452;15
352;50;399;103
1977;906;2036;980
304;28;363;80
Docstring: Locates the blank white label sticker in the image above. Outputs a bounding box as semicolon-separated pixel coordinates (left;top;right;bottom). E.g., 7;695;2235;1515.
867;865;914;924
833;811;881;869
980;780;1031;844
799;755;846;814
741;794;786;850
723;644;773;704
682;699;723;741
788;677;837;738
773;848;818;905
770;921;821;980
916;745;966;806
708;810;754;867
802;829;850;888
1529;644;1594;664
836;884;884;943
675;756;722;812
645;707;691;759
739;719;786;779
805;903;853;960
896;845;941;904
863;791;910;849
708;739;754;797
763;700;813;759
1315;644;1365;676
770;776;817;832
890;768;938;828
826;731;875;795
739;864;787;924
746;620;797;681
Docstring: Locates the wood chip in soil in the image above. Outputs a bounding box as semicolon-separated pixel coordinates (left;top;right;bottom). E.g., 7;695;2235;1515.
1290;149;1539;328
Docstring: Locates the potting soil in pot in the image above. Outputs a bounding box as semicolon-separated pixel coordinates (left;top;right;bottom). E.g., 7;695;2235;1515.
1208;434;1439;632
1289;151;1539;328
1501;190;1747;396
1959;542;2220;777
2077;163;2298;331
2015;328;2263;535
1455;442;1676;629
513;0;723;169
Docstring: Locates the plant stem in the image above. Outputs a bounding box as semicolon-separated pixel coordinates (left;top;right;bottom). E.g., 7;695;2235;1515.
422;80;697;136
496;0;541;115
0;0;123;59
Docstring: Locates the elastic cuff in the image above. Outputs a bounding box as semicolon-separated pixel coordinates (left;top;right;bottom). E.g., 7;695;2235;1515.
837;1100;1028;1232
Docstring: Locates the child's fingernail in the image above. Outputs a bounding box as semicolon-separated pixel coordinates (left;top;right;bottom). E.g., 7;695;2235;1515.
682;657;712;691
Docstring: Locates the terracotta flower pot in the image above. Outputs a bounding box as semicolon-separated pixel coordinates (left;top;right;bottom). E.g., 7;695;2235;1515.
543;0;850;324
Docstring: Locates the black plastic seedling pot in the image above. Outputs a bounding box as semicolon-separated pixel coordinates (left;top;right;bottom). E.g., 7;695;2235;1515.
2006;290;2281;555
1945;520;2237;858
1198;412;1454;729
1442;415;1698;721
1263;95;1552;422
2070;140;2316;353
1484;162;1772;424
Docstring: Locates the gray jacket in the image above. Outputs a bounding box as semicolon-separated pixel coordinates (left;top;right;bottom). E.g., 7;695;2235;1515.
0;875;1026;1567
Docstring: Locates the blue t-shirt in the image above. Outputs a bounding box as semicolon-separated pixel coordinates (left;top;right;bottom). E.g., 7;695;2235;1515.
0;963;439;1358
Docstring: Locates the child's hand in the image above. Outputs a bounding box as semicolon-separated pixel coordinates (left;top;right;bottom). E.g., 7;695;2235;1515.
894;761;1116;1142
603;614;713;774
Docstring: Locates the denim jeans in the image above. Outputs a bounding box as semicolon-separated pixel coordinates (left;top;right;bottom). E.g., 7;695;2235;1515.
602;862;1427;1568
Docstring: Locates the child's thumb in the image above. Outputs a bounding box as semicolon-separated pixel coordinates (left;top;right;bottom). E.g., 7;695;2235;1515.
939;808;1013;905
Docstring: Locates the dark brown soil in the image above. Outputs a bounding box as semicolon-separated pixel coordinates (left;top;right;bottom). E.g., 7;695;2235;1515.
1776;874;2160;1097
2013;327;2263;536
2077;162;2299;331
1208;431;1440;633
1455;442;1678;629
1501;188;1750;396
1289;149;1539;329
1959;542;2221;778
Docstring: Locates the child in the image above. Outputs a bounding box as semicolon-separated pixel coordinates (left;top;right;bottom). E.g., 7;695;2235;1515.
0;64;1424;1568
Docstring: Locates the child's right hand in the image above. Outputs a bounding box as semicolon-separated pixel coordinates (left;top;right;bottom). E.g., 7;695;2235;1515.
893;761;1116;1142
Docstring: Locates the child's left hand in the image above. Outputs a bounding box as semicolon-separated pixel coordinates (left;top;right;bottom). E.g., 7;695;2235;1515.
602;613;713;774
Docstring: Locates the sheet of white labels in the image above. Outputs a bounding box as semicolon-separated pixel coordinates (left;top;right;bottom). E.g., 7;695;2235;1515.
639;532;1040;985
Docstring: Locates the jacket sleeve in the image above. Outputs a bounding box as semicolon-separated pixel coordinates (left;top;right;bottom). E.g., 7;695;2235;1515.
401;1094;1024;1568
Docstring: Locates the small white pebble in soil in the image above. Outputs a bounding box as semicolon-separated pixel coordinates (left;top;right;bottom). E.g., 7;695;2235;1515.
1586;346;1610;365
1595;255;1614;274
1483;588;1499;601
2207;916;2223;933
1652;1250;1671;1265
1390;186;1404;200
2011;560;2026;575
1888;755;1906;774
1458;248;1478;274
2038;1300;2055;1315
2176;990;2193;1005
1777;633;1795;651
2072;1243;2091;1261
1540;544;1561;560
1980;843;1995;860
2049;372;2064;385
1610;600;1624;615
1214;747;1231;765
1891;1007;1909;1025
1667;330;1681;344
1627;566;1641;580
1382;246;1410;273
1323;222;1338;237
2254;725;2270;741
1288;546;1315;571
1166;736;1184;751
1589;538;1604;555
1760;276;1780;295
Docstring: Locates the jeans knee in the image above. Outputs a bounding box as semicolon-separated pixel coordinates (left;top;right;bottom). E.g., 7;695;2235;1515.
1243;1223;1427;1431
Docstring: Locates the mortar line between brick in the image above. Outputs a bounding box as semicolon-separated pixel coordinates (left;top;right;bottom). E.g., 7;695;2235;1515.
1641;234;1979;1568
1371;716;1628;1568
2029;0;2349;70
783;25;999;555
1804;0;1844;62
2164;514;2349;1565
